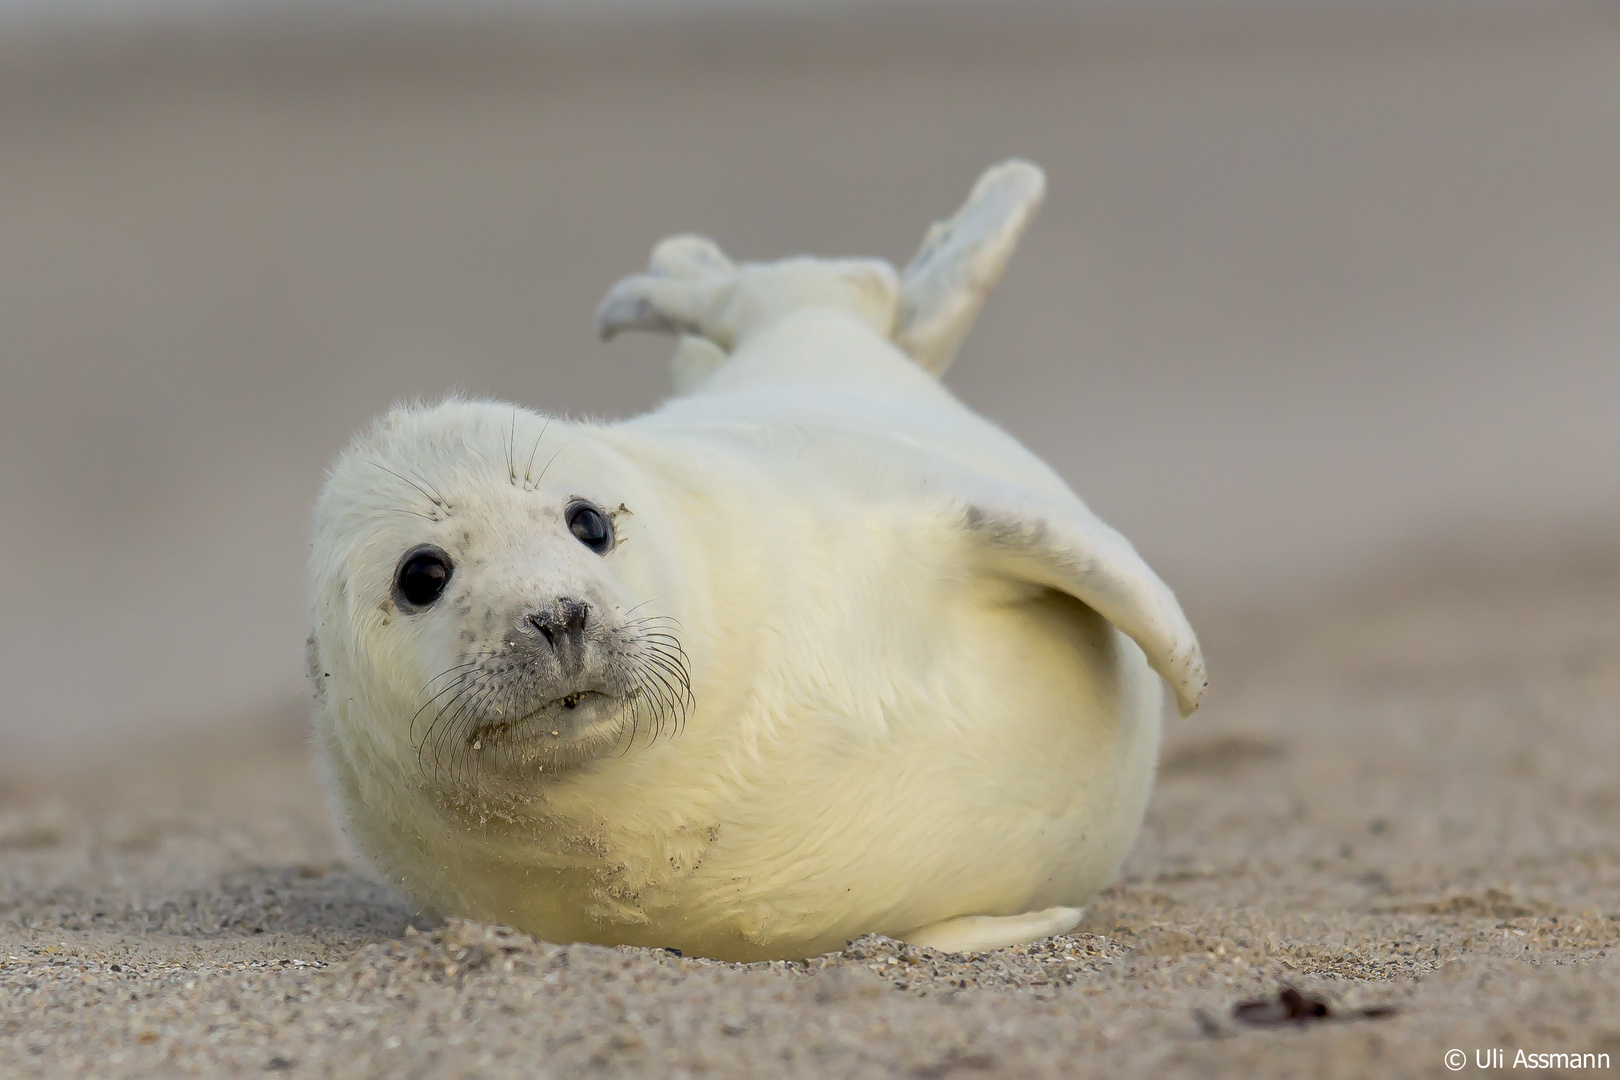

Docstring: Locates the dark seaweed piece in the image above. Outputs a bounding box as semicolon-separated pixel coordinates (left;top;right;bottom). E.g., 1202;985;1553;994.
1233;987;1333;1025
1233;987;1397;1026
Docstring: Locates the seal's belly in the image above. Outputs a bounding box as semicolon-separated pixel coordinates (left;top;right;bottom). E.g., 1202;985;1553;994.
705;590;1162;958
413;589;1163;961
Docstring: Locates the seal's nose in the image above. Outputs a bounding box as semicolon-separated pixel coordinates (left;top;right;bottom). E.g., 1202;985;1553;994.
526;599;590;651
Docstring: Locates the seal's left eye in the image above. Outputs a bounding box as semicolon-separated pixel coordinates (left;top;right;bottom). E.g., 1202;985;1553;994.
396;547;453;608
566;502;613;555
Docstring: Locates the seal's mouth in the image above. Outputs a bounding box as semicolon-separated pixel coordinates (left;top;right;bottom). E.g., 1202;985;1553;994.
463;687;625;748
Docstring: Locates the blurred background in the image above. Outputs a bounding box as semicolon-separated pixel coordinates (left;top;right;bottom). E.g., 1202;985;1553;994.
1;0;1617;759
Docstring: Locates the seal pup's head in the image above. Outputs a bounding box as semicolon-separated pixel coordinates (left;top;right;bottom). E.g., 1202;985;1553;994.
307;400;692;794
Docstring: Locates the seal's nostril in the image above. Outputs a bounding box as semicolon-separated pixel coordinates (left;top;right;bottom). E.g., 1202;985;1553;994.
526;612;556;645
525;601;587;648
563;600;590;636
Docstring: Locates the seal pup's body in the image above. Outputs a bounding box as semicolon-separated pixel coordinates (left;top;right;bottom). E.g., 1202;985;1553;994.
309;162;1205;961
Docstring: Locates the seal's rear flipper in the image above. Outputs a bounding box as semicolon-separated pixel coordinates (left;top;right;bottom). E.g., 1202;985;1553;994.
668;335;729;396
894;160;1046;376
596;249;899;352
901;905;1082;953
594;159;1045;387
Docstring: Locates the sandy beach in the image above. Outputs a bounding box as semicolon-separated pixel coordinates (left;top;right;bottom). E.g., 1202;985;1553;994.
2;6;1618;1076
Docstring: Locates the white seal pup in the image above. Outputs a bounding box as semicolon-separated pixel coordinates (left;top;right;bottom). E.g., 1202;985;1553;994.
307;160;1205;961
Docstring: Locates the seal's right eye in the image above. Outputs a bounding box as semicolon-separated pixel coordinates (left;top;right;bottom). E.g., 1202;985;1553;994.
395;546;453;609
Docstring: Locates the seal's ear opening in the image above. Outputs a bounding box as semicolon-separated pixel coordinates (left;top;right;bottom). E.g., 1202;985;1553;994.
956;491;1206;717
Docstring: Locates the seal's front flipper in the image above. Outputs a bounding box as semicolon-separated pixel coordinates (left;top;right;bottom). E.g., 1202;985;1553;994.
853;441;1205;716
894;159;1046;376
956;485;1205;717
901;905;1082;953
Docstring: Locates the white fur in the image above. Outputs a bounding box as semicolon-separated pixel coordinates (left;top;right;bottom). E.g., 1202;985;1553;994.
308;161;1204;961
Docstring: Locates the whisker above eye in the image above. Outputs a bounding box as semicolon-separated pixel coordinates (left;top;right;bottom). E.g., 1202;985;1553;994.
381;507;441;522
530;444;570;493
407;467;451;510
523;419;553;490
365;459;451;513
506;408;519;487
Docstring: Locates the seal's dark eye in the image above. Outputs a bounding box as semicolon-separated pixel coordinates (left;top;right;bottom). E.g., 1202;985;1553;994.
566;502;613;555
395;547;452;608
